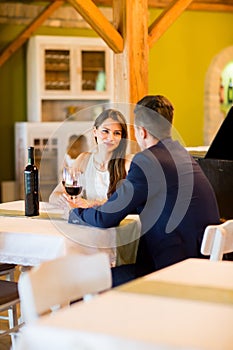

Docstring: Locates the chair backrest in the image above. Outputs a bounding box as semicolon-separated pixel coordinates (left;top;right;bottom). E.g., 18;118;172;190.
18;253;112;323
201;220;233;261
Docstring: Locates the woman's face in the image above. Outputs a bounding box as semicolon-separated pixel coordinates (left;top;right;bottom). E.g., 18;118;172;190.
93;117;123;152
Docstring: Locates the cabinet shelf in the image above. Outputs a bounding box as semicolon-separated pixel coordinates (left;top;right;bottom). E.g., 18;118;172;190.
15;121;95;200
45;65;69;72
82;67;104;72
45;69;69;73
27;36;113;122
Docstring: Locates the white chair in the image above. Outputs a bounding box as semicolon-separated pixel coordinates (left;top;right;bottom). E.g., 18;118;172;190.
201;219;233;260
18;253;112;323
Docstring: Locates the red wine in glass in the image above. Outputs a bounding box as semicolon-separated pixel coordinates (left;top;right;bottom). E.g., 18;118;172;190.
65;185;82;197
63;168;83;200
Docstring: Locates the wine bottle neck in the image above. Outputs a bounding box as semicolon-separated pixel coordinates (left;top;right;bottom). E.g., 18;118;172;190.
28;147;35;165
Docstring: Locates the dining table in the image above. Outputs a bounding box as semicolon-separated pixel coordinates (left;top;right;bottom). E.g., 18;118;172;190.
14;258;233;350
0;200;141;267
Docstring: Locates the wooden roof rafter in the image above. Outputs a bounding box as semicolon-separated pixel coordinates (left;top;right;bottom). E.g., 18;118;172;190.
0;0;232;67
67;0;124;53
0;0;65;67
67;0;196;53
148;0;194;47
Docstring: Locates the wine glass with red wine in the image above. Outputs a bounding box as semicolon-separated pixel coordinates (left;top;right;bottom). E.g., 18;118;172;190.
63;167;83;201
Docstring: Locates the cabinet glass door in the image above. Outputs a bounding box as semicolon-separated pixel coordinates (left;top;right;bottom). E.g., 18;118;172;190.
81;50;106;92
44;49;70;91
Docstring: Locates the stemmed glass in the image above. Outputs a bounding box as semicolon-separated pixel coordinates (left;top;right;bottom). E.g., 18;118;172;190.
63;167;83;201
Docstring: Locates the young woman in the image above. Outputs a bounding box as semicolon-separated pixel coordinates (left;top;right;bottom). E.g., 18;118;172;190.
49;108;132;208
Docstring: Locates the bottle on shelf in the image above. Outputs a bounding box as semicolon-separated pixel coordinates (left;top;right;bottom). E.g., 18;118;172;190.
24;146;39;216
227;78;233;104
219;77;224;104
95;70;106;91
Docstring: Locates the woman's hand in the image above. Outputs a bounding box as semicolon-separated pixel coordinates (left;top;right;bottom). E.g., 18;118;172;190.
61;193;91;208
63;193;106;208
67;195;90;208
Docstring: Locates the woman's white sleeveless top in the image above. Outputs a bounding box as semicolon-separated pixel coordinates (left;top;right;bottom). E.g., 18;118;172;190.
84;153;109;201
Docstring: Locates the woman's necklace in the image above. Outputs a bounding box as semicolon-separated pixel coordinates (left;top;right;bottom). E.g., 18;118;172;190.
93;155;108;171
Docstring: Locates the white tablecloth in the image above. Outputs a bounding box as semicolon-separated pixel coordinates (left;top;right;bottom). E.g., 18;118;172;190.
119;258;233;305
145;258;233;288
14;259;233;350
0;201;140;266
15;287;233;350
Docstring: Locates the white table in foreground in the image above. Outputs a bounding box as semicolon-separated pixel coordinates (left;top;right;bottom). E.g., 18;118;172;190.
119;258;233;304
15;276;233;350
0;200;140;266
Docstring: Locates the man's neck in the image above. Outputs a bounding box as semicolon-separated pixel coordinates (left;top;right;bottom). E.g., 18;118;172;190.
145;137;159;149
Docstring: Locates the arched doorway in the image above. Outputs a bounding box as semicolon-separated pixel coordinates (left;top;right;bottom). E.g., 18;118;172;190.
204;45;233;145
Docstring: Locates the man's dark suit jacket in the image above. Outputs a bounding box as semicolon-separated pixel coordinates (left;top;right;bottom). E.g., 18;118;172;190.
69;138;220;281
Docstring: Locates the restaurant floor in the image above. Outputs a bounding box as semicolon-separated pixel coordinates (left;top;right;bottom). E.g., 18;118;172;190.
0;320;12;349
0;268;21;350
0;305;21;349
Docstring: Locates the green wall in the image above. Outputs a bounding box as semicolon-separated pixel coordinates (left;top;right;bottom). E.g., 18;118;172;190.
149;10;233;146
0;41;26;184
0;9;233;196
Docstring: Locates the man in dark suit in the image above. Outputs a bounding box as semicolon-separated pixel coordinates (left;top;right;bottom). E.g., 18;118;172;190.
68;95;220;286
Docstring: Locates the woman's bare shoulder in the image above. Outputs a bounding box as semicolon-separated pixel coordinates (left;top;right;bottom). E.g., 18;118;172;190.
125;153;135;173
74;152;92;172
126;153;135;161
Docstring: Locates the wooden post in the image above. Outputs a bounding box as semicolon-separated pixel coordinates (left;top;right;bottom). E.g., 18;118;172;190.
113;0;149;105
113;0;149;149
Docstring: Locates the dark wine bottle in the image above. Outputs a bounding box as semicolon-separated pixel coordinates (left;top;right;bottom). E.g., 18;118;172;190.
24;146;39;216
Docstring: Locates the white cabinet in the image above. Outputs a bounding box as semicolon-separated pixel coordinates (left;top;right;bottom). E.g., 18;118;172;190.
15;121;95;201
27;35;113;122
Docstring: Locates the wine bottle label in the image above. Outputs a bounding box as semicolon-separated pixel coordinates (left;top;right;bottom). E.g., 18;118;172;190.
24;147;39;216
24;173;39;216
24;172;38;194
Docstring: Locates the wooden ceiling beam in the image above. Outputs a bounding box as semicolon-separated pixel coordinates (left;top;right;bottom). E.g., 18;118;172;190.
67;0;124;53
148;0;194;48
187;3;233;12
0;0;64;67
93;0;233;12
6;1;232;13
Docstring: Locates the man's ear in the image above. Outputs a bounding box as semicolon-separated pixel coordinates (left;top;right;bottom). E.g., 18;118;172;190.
140;126;147;139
